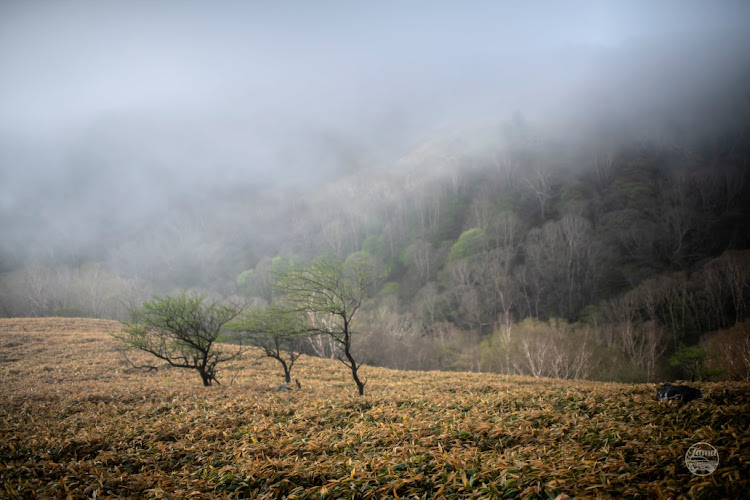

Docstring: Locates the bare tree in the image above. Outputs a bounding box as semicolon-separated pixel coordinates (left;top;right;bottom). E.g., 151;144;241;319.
487;211;524;259
701;320;750;381
492;150;521;190
648;172;712;267
510;318;597;379
413;282;445;326
361;308;423;370
445;257;484;331
403;239;434;284
701;250;750;326
592;149;615;191
303;311;340;359
524;214;601;319
523;165;554;220
469;185;494;232
604;292;667;380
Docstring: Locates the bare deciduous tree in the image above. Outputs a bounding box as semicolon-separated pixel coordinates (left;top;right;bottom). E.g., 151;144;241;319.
701;250;750;327
498;318;597;379
524;214;602;319
604;293;666;380
523;165;554;220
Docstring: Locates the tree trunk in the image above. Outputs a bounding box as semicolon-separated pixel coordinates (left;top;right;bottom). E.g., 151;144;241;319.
199;369;212;386
354;373;365;396
344;344;366;396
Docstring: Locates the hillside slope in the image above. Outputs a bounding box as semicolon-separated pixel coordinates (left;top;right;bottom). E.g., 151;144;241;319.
1;318;748;498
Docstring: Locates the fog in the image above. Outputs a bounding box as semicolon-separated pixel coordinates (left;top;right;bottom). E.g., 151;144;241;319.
2;0;750;266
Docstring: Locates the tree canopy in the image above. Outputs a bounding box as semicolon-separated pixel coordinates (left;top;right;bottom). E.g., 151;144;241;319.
275;256;386;395
229;304;309;383
114;292;244;386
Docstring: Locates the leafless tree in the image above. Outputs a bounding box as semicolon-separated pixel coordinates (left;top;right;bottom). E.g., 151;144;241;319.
604;292;667;380
524;214;601;319
361;308;423;370
592;149;615;191
507;318;597;379
469;185;494;231
403;239;434;284
487;211;524;259
413;282;444;326
523;165;554;220
701;250;750;326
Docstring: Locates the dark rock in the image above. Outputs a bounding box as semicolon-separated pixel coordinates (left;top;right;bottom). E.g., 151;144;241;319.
657;383;702;403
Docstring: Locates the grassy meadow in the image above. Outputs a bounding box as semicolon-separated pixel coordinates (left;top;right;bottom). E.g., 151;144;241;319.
1;318;748;499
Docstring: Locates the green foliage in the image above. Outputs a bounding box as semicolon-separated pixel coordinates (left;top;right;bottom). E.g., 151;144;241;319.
236;269;254;288
270;255;290;273
379;281;401;295
114;292;244;386
376;281;401;310
230;305;306;344
276;257;384;331
494;188;528;213
275;256;387;395
399;241;429;270
553;181;592;215
449;227;488;260
427;193;468;245
669;343;721;382
344;250;373;269
5;98;749;386
362;235;388;261
229;304;308;383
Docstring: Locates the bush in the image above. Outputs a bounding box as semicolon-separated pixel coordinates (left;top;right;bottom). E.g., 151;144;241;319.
668;343;721;382
449;228;488;260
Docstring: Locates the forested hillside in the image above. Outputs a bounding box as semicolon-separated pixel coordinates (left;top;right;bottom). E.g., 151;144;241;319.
3;112;749;382
234;116;750;382
2;12;750;383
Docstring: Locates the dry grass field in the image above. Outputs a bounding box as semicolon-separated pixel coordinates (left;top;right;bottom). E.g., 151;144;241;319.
1;318;748;499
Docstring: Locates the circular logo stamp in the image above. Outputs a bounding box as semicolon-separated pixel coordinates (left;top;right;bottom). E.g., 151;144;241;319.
685;442;719;476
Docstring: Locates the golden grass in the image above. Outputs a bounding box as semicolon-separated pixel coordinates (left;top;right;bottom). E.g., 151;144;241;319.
1;317;748;499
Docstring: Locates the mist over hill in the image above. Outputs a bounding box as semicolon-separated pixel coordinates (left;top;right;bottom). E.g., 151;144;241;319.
2;1;750;382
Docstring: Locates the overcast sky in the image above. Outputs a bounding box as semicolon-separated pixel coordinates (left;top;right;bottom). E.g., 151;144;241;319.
1;1;750;261
3;1;749;134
